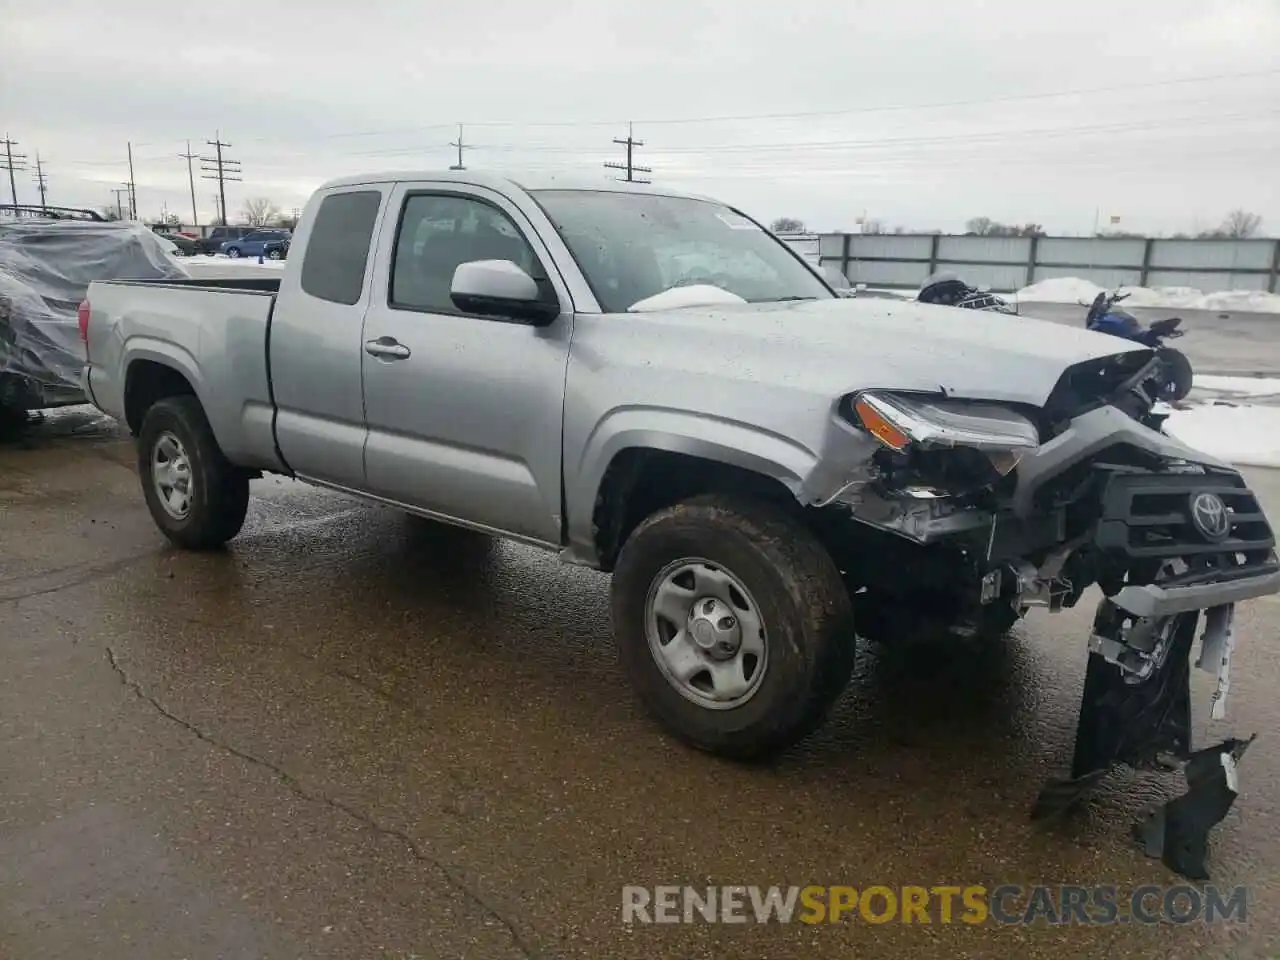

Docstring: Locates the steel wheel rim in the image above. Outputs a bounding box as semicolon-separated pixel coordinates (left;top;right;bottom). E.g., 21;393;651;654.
644;557;769;710
152;430;193;520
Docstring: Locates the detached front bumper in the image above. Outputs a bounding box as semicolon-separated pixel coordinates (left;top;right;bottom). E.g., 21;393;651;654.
1032;466;1278;880
1110;566;1280;617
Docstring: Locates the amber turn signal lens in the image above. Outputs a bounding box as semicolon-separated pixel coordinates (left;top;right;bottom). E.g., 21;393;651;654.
854;396;911;452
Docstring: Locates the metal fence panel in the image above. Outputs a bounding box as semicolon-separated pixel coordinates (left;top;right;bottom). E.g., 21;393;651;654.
942;262;1033;292
1148;240;1274;270
848;235;934;260
843;259;933;287
1145;270;1269;291
937;236;1030;264
807;233;1276;293
1031;265;1144;290
1037;238;1146;268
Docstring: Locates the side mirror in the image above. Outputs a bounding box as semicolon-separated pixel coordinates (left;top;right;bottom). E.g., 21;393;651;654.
450;259;558;325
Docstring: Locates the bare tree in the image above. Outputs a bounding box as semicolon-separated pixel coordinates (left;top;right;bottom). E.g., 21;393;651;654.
99;206;122;221
965;216;994;236
241;196;282;227
1220;209;1262;239
770;216;806;233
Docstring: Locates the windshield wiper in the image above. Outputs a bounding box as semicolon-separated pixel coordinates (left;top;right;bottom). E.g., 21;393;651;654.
771;296;819;302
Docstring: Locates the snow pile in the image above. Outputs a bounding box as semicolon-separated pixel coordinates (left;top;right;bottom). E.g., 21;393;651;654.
1197;289;1280;313
628;285;746;312
1193;375;1280;399
1015;276;1280;314
1015;277;1104;304
1154;374;1280;469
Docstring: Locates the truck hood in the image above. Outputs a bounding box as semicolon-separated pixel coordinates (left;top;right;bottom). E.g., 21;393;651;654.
619;296;1152;408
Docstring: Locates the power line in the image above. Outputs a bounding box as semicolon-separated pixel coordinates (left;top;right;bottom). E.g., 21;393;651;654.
604;123;651;184
178;140;200;227
2;134;27;207
32;154;48;210
200;132;241;223
220;66;1280;144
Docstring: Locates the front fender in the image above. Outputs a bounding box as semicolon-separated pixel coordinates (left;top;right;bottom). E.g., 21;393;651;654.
566;405;819;562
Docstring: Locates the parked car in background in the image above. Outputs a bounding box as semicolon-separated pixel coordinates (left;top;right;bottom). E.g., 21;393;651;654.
260;235;291;260
195;226;251;255
220;229;292;259
156;231;199;256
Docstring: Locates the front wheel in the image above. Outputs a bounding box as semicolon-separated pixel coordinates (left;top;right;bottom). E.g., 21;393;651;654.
225;247;241;258
1157;347;1194;403
611;495;856;760
138;396;250;549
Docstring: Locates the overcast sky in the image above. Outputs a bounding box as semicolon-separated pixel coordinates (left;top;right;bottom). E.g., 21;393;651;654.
2;0;1277;235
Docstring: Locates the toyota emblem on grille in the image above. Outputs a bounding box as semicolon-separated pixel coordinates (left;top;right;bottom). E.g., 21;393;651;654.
1190;492;1231;542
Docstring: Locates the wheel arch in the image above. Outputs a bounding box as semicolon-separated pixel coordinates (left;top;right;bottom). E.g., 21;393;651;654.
575;412;817;571
122;344;204;435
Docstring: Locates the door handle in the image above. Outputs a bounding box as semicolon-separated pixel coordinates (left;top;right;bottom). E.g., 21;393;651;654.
365;337;411;360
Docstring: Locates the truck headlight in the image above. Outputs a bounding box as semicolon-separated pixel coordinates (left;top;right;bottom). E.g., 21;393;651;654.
852;391;1040;477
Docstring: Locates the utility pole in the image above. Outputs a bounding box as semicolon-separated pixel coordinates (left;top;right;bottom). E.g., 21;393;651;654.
111;187;130;220
32;154;48;210
604;123;651;184
200;132;241;224
2;134;27;207
449;124;468;171
178;140;200;227
126;141;137;219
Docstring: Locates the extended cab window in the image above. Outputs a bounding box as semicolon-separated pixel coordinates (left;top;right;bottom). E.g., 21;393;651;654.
391;194;541;314
300;190;382;306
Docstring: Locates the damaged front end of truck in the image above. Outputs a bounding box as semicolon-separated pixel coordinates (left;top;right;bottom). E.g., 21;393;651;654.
805;349;1279;879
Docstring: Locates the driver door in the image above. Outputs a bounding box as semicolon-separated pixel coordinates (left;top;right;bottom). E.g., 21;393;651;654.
358;182;573;544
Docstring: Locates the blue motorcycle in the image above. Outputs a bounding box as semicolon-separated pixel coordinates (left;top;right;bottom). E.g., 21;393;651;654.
1084;290;1194;402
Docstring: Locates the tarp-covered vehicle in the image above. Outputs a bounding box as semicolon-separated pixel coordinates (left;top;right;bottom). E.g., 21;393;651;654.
0;217;187;428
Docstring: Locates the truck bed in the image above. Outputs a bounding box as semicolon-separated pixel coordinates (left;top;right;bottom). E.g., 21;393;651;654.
84;277;284;471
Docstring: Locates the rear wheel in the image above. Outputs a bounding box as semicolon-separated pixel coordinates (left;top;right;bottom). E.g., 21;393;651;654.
137;396;249;549
266;249;282;260
611;495;856;760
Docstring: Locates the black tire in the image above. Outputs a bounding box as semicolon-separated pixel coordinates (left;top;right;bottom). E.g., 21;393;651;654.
611;495;856;760
1157;348;1194;403
225;246;241;258
266;249;282;260
137;395;250;549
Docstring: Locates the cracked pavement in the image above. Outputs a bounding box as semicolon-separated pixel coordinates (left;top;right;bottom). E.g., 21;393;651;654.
2;407;1279;959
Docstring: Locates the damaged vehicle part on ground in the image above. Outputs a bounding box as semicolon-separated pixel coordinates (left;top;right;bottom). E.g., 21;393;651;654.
77;171;1279;881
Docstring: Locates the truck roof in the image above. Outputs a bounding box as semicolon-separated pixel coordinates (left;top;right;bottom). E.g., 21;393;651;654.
314;169;717;204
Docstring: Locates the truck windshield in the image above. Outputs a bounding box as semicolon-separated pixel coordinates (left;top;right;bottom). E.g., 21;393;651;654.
531;189;833;312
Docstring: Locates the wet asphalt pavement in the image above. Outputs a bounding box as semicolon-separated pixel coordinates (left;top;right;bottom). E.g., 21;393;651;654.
2;409;1278;959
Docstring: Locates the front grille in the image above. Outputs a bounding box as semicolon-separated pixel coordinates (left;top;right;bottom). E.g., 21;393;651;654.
1094;469;1275;564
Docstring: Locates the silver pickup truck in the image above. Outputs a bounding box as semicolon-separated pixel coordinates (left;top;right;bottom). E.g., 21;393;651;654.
81;172;1277;876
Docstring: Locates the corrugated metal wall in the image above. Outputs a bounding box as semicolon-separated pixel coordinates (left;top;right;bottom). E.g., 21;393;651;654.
798;232;1279;293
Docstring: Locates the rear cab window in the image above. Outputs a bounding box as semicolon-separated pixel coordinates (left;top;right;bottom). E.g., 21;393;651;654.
299;190;383;305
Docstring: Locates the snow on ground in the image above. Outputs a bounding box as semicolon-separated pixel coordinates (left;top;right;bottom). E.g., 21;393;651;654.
1014;276;1280;314
1165;403;1280;469
1159;374;1280;468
